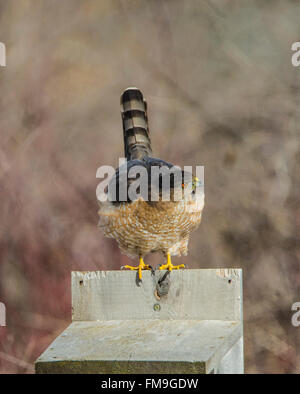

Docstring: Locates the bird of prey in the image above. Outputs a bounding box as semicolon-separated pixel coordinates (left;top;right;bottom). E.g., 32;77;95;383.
98;88;204;281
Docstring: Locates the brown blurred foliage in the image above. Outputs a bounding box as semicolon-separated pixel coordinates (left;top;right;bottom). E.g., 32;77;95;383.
0;0;299;373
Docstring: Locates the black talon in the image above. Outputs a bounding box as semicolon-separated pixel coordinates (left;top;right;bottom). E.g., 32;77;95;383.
135;273;142;286
149;265;155;276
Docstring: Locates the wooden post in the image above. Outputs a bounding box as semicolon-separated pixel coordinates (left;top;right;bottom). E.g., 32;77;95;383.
35;269;244;374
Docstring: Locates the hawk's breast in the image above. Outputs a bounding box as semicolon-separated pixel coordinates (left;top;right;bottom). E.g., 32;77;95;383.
98;197;203;258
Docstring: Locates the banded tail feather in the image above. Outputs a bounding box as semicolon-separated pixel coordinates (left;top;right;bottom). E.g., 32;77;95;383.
121;87;152;161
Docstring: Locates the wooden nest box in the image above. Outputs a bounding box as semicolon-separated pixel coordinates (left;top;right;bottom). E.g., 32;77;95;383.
35;269;244;374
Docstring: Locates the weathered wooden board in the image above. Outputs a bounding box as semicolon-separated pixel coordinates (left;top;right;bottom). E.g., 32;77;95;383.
217;337;244;374
35;320;242;374
72;269;242;322
36;269;244;374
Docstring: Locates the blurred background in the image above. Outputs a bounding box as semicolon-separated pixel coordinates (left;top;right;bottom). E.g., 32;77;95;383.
0;0;299;373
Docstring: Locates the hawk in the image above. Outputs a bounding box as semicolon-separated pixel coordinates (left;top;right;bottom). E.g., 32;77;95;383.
98;88;204;280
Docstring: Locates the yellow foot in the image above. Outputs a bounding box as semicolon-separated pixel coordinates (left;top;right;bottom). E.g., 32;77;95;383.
121;257;152;280
159;252;185;272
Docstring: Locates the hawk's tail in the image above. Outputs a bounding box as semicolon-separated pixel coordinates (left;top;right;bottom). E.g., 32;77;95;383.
120;87;152;161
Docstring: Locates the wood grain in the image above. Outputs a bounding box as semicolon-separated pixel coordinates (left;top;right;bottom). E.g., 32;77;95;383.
72;269;242;321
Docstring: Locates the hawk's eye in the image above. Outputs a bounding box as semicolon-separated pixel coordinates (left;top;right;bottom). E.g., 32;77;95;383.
191;177;201;192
